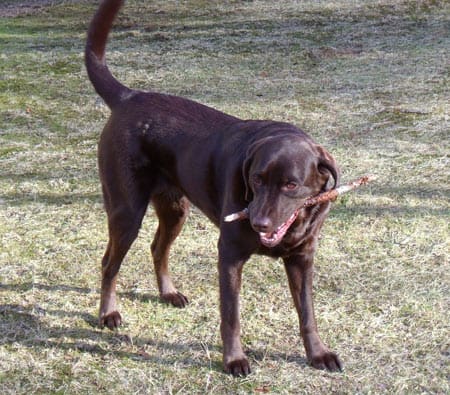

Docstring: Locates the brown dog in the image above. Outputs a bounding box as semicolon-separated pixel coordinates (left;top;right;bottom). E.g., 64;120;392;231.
86;0;342;376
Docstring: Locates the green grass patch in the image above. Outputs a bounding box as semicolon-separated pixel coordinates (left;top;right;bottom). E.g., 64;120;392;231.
1;0;449;393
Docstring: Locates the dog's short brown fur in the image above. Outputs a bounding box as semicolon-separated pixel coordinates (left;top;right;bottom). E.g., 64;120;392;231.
86;0;342;376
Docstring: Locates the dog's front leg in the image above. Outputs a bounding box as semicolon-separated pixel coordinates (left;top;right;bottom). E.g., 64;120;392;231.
218;238;251;376
283;254;343;372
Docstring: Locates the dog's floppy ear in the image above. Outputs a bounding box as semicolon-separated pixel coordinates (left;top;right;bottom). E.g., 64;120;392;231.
242;139;264;202
242;154;253;201
317;146;340;190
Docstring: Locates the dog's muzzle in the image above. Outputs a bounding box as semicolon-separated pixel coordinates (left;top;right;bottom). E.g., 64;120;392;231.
257;208;300;248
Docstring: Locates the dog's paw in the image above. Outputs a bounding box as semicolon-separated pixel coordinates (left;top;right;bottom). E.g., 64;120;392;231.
309;350;343;372
224;358;251;377
99;311;122;330
161;291;189;308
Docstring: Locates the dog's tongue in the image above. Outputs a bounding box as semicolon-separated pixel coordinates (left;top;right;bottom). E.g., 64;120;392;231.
259;209;300;248
259;231;284;248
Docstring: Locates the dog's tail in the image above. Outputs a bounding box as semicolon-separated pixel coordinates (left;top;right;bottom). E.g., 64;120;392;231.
85;0;132;109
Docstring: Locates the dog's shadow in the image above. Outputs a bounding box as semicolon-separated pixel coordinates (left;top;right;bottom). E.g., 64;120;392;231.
0;282;309;371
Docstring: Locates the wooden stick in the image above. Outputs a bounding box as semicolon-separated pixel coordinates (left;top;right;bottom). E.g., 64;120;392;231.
302;174;375;207
223;175;375;222
223;208;249;223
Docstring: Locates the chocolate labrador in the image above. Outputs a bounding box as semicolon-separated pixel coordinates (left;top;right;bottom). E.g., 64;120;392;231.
86;0;342;376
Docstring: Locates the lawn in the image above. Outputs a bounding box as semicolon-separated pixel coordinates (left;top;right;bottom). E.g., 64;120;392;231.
0;0;449;393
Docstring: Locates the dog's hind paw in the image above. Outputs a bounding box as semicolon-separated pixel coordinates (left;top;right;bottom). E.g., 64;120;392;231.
309;350;343;372
224;358;251;377
161;291;189;308
99;311;122;330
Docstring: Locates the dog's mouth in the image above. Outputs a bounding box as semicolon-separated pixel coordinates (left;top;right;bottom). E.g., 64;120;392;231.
258;209;300;248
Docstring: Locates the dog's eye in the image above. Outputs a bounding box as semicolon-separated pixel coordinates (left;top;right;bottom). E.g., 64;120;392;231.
252;174;263;186
285;182;298;190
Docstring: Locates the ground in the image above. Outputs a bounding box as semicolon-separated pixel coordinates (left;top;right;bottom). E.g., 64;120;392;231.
0;0;449;393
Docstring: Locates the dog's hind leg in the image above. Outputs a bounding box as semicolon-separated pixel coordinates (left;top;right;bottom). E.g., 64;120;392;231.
98;159;151;329
151;190;190;307
99;208;145;329
99;199;148;329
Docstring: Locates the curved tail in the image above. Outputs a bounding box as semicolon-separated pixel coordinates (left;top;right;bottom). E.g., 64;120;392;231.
85;0;132;109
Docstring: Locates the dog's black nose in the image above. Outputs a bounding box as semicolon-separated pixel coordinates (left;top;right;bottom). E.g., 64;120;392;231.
252;216;273;233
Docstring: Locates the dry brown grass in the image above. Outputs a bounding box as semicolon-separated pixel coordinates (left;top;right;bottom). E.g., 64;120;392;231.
0;0;449;393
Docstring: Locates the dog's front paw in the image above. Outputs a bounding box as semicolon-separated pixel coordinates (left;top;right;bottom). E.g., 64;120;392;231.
99;311;122;330
161;291;189;308
309;350;343;372
224;358;251;376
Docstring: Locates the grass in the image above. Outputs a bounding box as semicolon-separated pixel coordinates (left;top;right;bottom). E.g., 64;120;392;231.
0;0;449;393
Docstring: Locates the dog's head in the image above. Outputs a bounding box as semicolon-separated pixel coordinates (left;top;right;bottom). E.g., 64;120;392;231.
242;134;339;247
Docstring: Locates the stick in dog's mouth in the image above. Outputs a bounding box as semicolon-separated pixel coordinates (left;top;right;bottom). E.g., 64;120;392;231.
224;175;375;223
